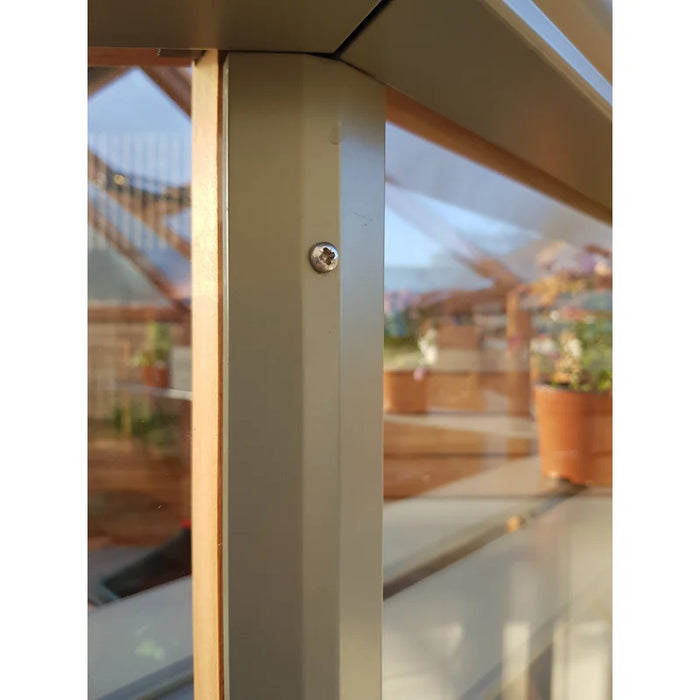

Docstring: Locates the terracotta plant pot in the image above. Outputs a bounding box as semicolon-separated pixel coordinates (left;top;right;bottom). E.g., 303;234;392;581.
534;384;612;486
142;365;169;388
383;370;428;414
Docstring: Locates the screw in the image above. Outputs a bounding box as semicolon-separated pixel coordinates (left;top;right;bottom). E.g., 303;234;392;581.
309;243;339;273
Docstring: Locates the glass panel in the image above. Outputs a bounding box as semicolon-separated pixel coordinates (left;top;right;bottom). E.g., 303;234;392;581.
382;123;612;699
88;62;194;699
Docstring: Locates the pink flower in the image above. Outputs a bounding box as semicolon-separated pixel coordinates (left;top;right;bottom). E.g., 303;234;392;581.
413;366;426;381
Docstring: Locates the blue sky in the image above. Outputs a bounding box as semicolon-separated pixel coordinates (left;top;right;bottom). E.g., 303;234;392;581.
89;69;190;135
88;69;191;186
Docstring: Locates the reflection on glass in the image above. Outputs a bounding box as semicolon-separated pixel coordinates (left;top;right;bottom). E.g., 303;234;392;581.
382;124;611;699
88;64;193;698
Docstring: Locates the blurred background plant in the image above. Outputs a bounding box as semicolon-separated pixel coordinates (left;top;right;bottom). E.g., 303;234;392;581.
527;241;612;393
532;310;612;392
384;290;437;373
133;322;172;368
112;401;180;450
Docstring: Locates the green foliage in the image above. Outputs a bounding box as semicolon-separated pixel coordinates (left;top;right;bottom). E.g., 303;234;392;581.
112;405;124;432
527;251;612;394
133;322;172;367
112;399;179;446
383;306;437;370
568;318;612;392
533;314;612;393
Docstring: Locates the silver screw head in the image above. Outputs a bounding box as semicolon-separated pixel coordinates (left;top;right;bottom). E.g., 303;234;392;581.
309;242;339;273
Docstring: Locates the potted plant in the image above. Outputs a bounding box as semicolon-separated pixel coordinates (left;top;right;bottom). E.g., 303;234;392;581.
531;309;612;486
133;322;172;388
383;291;437;414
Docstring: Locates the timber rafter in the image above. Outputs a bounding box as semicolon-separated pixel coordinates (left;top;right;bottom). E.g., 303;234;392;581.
88;150;191;260
88;305;188;323
142;66;192;116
